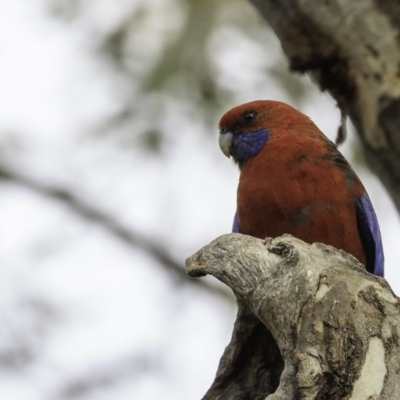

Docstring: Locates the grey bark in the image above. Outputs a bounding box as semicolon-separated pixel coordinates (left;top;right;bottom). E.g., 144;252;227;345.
247;0;400;213
186;234;400;399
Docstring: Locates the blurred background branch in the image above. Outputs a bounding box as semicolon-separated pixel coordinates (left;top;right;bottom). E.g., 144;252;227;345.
0;164;231;299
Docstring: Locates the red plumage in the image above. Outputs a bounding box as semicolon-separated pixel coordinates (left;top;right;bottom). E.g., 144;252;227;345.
219;100;370;267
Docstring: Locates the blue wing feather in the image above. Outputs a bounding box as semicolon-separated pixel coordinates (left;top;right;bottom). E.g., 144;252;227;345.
355;193;384;277
232;211;239;233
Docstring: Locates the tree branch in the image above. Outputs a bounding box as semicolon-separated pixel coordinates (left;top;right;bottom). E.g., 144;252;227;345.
186;233;400;399
248;0;400;213
0;165;231;300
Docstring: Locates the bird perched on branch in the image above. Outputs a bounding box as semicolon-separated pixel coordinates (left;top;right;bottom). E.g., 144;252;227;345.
218;100;384;276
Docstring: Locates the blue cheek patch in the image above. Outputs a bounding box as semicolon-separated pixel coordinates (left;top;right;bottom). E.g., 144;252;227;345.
232;127;271;165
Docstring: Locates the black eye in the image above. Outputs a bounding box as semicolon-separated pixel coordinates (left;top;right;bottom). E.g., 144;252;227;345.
241;111;257;123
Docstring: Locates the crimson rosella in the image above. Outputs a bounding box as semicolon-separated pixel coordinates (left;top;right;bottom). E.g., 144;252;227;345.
218;100;384;276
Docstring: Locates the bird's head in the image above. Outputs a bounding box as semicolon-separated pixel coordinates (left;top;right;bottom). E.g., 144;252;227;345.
218;100;306;167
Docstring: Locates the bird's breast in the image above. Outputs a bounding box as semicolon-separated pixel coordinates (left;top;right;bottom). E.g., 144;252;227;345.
237;153;308;239
235;137;366;266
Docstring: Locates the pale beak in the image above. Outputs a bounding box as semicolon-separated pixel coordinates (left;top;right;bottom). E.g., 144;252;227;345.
219;131;233;158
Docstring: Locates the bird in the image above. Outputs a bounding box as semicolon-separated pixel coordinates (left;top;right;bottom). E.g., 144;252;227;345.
218;100;384;277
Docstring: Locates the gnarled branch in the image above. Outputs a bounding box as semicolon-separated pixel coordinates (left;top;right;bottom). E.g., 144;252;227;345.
186;234;400;399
